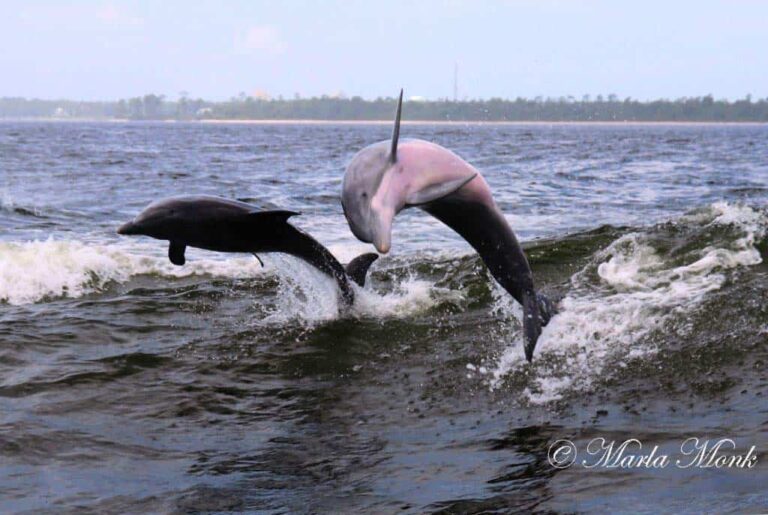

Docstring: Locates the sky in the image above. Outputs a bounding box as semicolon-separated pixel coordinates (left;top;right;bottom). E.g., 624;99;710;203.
1;0;766;101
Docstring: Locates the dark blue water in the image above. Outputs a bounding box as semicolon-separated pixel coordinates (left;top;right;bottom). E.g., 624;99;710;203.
1;121;767;513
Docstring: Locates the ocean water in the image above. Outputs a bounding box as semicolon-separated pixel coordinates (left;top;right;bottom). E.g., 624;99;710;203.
0;121;766;513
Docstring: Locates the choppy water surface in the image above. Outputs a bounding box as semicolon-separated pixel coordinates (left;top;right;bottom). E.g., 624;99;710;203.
1;121;767;513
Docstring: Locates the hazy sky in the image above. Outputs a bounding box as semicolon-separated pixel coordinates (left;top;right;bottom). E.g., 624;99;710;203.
1;0;766;101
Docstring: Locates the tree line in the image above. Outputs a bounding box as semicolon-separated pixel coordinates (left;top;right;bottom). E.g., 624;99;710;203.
1;94;767;122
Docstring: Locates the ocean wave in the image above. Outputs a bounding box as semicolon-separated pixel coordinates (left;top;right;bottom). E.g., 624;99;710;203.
0;239;266;305
2;201;765;391
0;190;45;218
487;201;767;404
0;238;453;324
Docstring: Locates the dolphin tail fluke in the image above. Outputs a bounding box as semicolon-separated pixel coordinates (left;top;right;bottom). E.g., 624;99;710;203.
522;294;543;362
345;253;379;287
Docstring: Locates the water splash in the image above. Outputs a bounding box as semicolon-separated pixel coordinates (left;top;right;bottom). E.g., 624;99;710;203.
0;238;456;327
0;238;266;305
488;202;766;403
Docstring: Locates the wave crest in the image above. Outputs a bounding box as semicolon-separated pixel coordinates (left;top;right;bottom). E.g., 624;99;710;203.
489;201;766;403
0;239;265;305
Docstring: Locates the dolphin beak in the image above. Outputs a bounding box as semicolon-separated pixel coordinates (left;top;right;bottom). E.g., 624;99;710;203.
373;233;391;254
371;209;393;254
117;220;139;235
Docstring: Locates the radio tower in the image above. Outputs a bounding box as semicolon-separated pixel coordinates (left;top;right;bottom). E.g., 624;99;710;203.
453;62;458;102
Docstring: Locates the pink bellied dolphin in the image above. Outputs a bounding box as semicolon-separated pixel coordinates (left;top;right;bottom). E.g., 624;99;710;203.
341;90;554;361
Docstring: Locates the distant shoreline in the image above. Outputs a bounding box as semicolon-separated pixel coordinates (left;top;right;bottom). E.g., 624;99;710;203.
0;117;766;126
5;95;767;123
199;119;768;126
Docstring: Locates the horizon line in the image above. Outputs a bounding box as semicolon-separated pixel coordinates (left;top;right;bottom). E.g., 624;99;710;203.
1;93;766;104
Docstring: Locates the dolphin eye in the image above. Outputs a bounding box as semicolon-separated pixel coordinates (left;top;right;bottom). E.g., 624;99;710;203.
361;192;367;198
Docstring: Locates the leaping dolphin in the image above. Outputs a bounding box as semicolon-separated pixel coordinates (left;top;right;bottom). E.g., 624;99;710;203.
341;90;554;361
118;195;378;306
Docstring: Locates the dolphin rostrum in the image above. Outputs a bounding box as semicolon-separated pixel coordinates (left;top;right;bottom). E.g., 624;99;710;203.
118;195;378;306
341;90;554;361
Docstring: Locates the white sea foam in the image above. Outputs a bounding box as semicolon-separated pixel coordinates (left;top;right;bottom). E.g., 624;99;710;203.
489;202;766;403
355;276;462;318
253;254;460;326
0;238;266;305
0;237;453;328
258;254;342;324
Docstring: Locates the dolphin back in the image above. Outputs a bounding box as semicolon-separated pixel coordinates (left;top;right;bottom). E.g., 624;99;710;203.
275;225;357;306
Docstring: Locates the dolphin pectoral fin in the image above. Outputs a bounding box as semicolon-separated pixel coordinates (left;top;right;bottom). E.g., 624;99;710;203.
405;173;478;206
345;253;379;287
169;241;186;266
245;210;301;224
522;294;543;362
252;253;264;267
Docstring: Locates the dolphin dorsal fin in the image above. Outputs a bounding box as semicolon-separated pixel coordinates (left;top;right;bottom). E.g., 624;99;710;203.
389;89;403;163
245;210;301;224
405;173;477;206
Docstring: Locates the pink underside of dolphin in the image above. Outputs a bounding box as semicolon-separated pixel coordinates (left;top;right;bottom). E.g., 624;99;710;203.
371;139;495;252
341;89;555;361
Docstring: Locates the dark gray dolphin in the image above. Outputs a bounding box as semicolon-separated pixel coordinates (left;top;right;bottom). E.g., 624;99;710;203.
341;90;554;361
118;195;378;306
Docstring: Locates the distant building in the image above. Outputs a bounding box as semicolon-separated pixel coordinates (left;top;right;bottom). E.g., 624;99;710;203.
251;90;271;100
196;107;213;117
53;107;69;118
